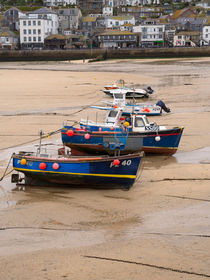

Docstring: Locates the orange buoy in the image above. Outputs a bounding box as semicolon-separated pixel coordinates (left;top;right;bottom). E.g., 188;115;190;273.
20;159;27;165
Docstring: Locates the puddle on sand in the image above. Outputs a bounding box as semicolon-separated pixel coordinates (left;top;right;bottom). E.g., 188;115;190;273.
175;146;210;164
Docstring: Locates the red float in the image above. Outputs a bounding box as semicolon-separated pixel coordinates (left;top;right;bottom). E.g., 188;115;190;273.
53;163;59;170
39;162;46;170
113;159;120;166
84;133;90;140
67;130;74;137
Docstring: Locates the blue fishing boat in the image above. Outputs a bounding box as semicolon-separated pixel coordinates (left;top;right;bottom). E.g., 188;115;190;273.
11;149;144;190
61;110;184;156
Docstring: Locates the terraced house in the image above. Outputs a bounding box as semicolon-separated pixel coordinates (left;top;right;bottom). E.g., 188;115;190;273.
19;8;58;50
96;30;138;48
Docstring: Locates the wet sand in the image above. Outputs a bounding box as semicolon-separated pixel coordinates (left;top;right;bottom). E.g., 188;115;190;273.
0;58;210;279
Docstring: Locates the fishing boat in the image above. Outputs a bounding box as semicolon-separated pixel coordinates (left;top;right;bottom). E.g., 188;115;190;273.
103;79;154;98
11;148;144;190
92;91;170;116
61;109;184;156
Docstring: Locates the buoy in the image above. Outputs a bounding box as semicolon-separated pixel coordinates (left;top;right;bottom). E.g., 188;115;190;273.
114;105;118;109
52;162;59;170
110;127;114;130
155;136;161;142
99;127;102;132
123;121;130;127
39;162;46;170
20;159;26;165
84;133;90;140
113;159;120;166
67;130;74;137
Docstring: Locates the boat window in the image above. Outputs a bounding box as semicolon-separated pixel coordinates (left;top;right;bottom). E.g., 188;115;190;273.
144;116;150;125
114;93;124;99
108;111;118;118
134;117;145;127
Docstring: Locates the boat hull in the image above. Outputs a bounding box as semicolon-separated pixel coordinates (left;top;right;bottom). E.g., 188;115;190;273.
12;153;143;189
61;126;184;156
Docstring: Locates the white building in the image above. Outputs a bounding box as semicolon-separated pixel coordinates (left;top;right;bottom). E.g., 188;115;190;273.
19;8;58;49
201;25;210;45
105;16;135;29
133;24;165;47
103;6;113;16
44;0;76;7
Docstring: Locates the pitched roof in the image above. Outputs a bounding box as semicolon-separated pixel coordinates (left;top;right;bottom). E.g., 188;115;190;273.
30;7;57;15
45;34;66;40
82;16;96;22
110;16;134;20
99;30;135;35
0;30;18;37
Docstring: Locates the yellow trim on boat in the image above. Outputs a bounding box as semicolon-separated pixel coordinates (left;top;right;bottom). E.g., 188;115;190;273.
14;167;136;179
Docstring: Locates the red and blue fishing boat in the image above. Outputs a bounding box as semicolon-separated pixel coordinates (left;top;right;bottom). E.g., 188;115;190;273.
11;149;144;190
61;109;184;156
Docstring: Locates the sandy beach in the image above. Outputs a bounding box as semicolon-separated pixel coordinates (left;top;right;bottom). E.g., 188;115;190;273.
0;57;210;280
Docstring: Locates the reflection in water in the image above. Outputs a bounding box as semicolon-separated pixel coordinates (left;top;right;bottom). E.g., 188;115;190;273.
175;146;210;164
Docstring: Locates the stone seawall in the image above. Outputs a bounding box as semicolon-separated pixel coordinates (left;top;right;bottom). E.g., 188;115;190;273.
0;47;210;61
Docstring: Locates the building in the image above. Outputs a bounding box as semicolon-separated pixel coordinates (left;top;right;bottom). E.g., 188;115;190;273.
44;0;76;7
3;7;25;31
77;0;103;14
133;22;165;47
103;6;113;16
58;8;82;33
19;8;58;49
201;25;210;45
81;16;97;37
173;31;200;47
105;16;135;29
0;30;19;49
96;30;139;48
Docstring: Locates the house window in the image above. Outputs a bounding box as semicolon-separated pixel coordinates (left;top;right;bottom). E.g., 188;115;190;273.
38;21;41;25
24;37;27;42
206;29;208;32
33;21;36;25
159;34;162;39
38;37;41;41
178;35;182;39
23;29;27;34
206;34;208;38
33;29;36;34
33;37;36;41
23;21;26;26
38;29;41;34
116;21;119;26
6;37;9;42
28;21;31;26
28;29;31;34
143;35;147;39
159;27;163;32
29;37;31;41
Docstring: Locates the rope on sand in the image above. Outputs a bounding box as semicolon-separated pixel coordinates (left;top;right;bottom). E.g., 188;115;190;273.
83;255;210;278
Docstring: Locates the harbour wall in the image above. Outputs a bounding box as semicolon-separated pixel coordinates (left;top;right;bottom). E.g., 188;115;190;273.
0;47;210;62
